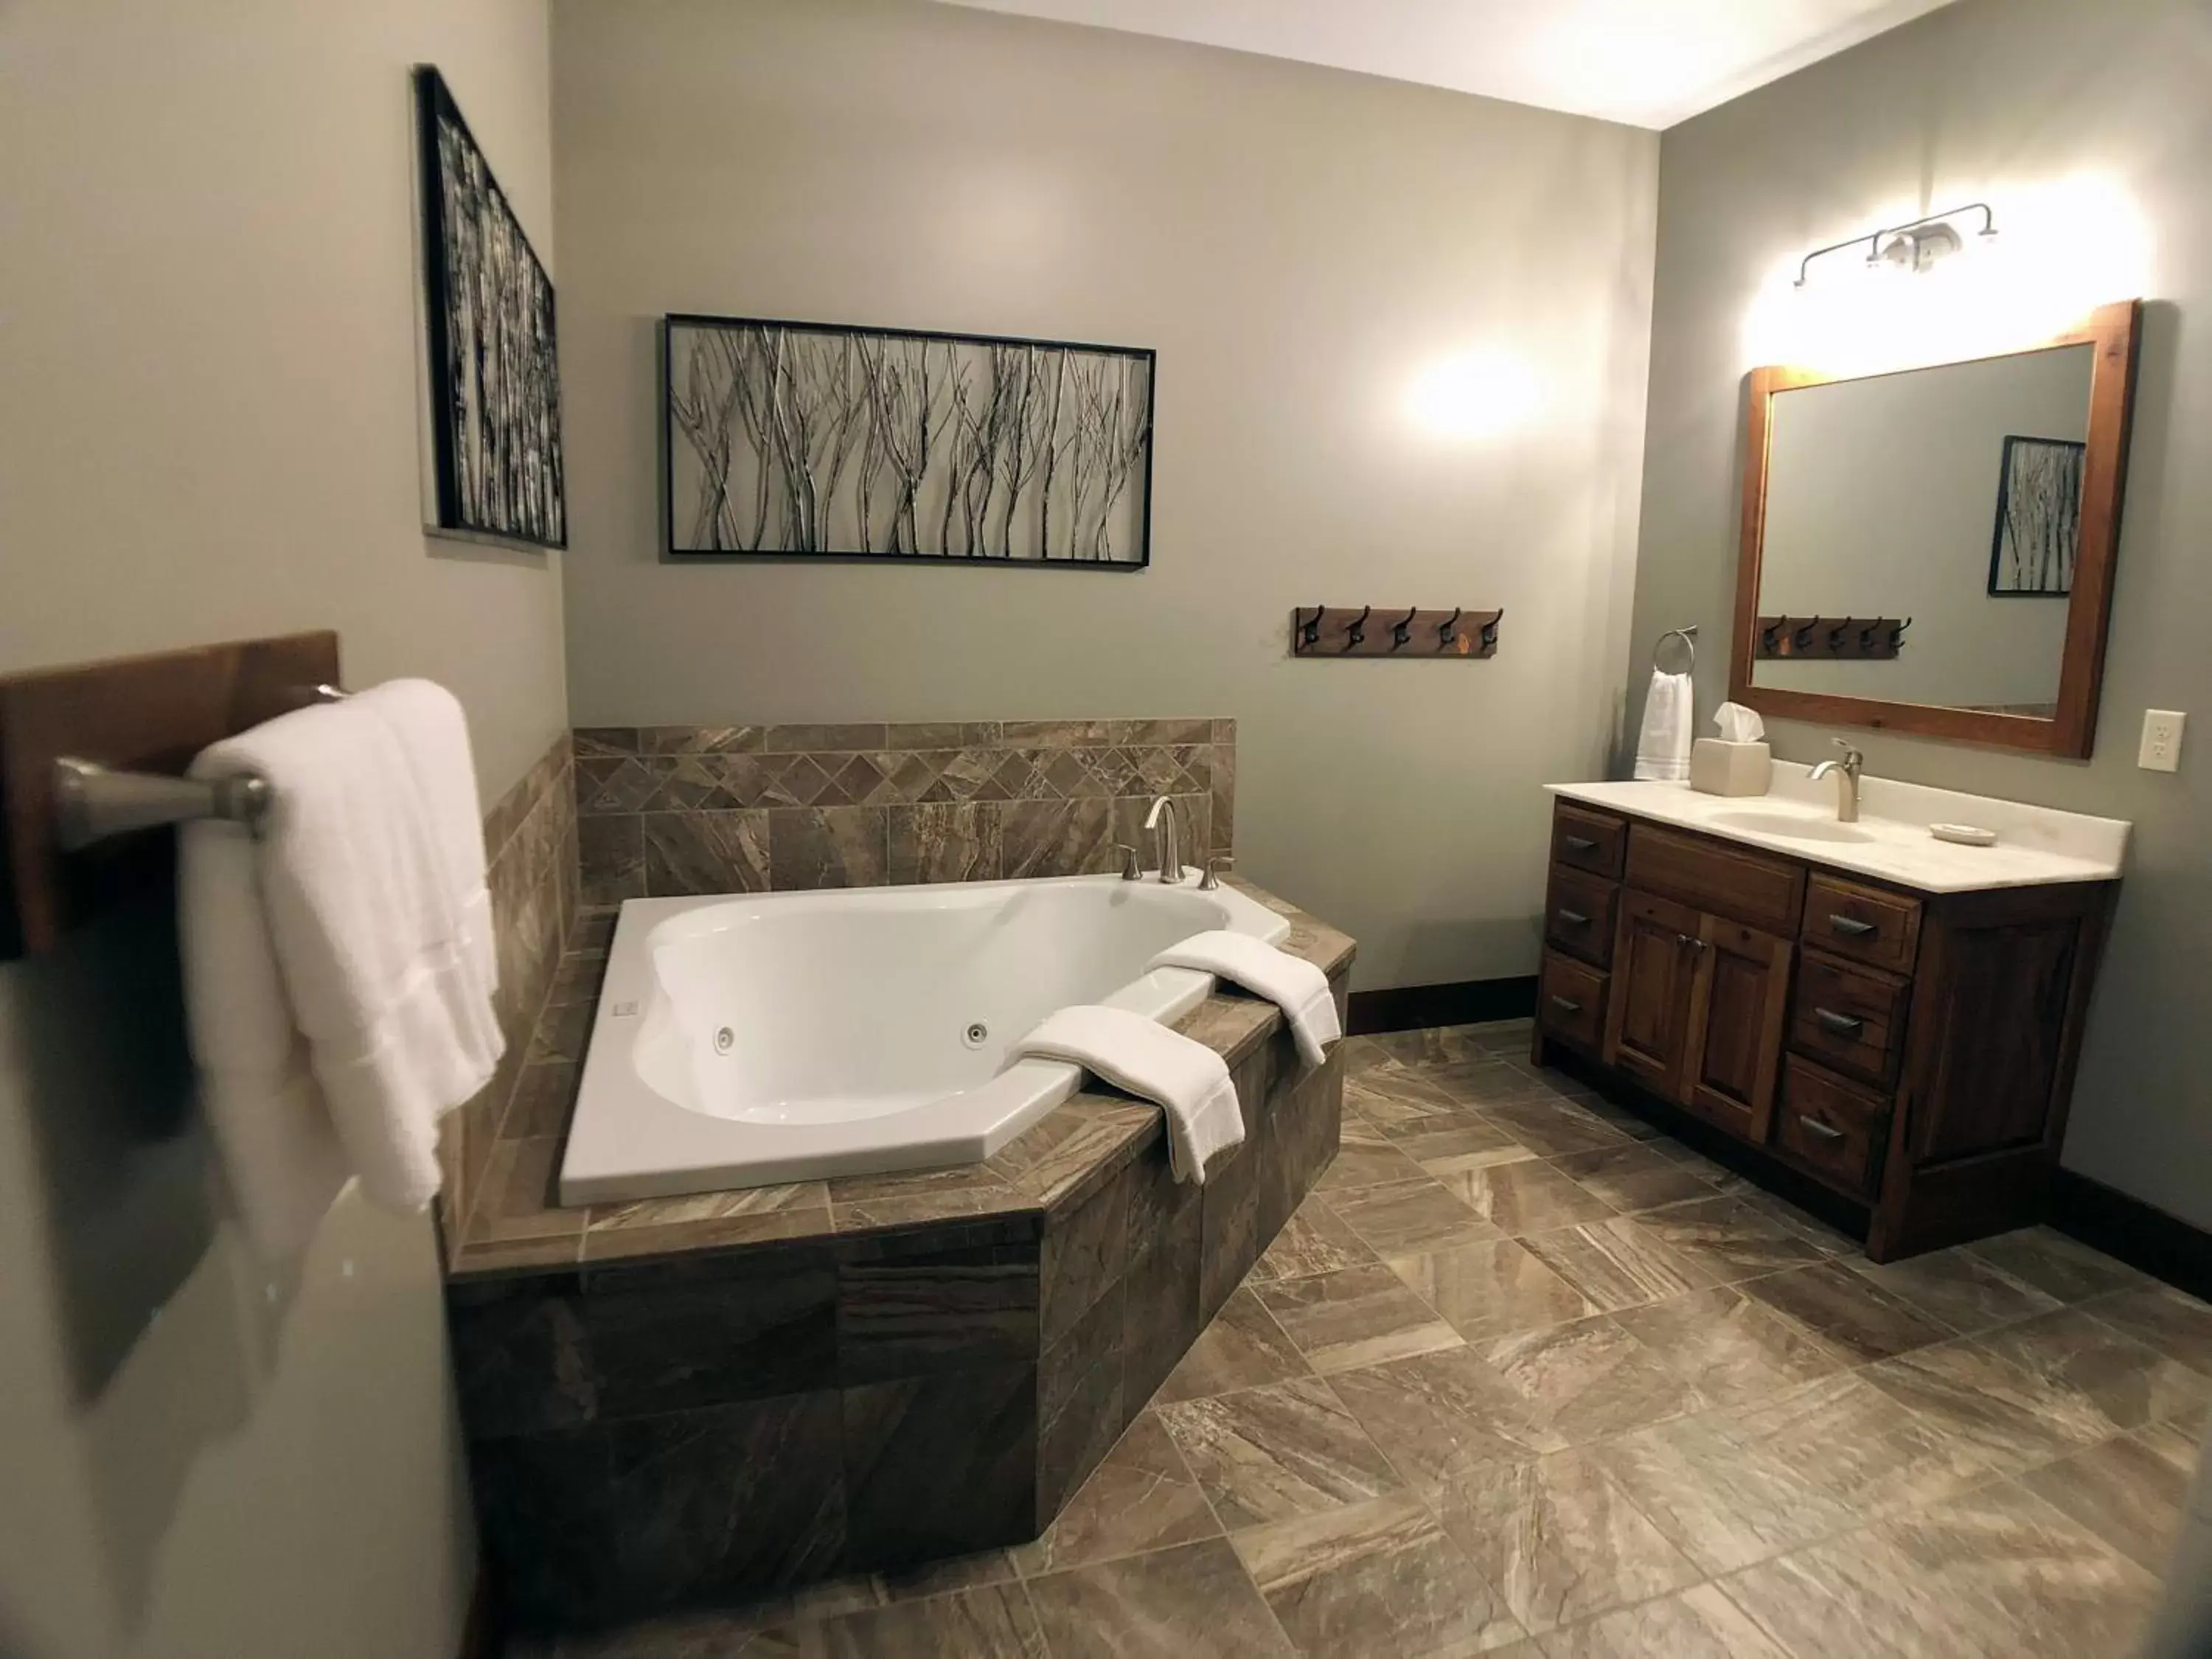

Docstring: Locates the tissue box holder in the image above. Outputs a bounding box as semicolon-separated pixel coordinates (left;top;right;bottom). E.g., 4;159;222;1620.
1691;739;1771;797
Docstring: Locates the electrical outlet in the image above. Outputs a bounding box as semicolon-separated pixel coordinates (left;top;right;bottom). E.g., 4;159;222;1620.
2139;709;2186;773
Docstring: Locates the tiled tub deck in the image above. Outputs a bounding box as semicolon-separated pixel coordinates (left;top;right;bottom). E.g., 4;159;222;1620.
443;878;1353;1631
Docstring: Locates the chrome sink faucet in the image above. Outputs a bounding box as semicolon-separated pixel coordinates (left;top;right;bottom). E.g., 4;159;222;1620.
1808;739;1865;823
1144;796;1184;883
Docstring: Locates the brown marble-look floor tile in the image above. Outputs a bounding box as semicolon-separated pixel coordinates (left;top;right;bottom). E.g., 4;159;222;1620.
1343;1065;1487;1135
1729;1369;1994;1522
2086;1281;2212;1374
1536;1583;1791;1659
1517;1217;1717;1312
1477;1315;1708;1447
2020;1422;2197;1572
1158;1374;1402;1529
1631;1194;1831;1284
1024;1537;1294;1658
1593;1404;1854;1575
1233;1492;1527;1657
1741;1260;1953;1363
1424;1449;1698;1634
1156;1289;1311;1404
1326;1347;1566;1477
1845;1245;2064;1335
1324;1179;1500;1257
1313;1119;1428;1193
1391;1121;1538;1175
1255;1264;1464;1374
1245;1202;1379;1284
790;1582;1046;1658
873;1548;1020;1602
1546;1144;1717;1214
1434;1161;1616;1235
1902;1304;2212;1445
1966;1225;2148;1304
1478;1095;1631;1159
1013;1411;1219;1576
1613;1283;1851;1410
1718;1478;2160;1659
1388;1239;1597;1347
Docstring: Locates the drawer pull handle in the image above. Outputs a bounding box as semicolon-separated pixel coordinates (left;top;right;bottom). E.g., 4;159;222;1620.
1555;908;1590;927
1562;834;1599;852
1814;1007;1865;1036
1828;914;1878;938
1548;995;1584;1015
1798;1116;1846;1141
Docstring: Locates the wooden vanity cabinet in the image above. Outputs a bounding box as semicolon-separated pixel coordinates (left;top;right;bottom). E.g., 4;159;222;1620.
1533;800;2115;1262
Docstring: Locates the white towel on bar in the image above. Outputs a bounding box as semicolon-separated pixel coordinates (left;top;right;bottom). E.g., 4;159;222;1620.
1633;669;1694;781
1012;1006;1243;1184
1147;929;1340;1072
180;690;502;1254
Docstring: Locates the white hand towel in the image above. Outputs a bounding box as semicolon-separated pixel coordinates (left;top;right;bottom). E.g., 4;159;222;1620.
181;694;504;1251
1013;1006;1243;1184
1633;669;1694;781
1147;929;1340;1072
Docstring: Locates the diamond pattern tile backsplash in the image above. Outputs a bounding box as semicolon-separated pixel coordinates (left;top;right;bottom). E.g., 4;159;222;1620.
574;719;1235;902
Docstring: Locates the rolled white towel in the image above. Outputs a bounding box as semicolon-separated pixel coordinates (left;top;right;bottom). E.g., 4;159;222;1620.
1147;929;1340;1071
1012;1005;1243;1184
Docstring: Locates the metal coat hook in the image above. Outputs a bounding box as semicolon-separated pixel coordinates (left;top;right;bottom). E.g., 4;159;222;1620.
1437;607;1462;648
1827;619;1851;651
1343;605;1370;653
1893;616;1913;649
1298;606;1324;650
1390;607;1417;650
1479;610;1503;653
1794;617;1820;651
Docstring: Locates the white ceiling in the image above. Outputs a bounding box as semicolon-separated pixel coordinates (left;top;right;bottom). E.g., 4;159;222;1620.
934;0;1958;129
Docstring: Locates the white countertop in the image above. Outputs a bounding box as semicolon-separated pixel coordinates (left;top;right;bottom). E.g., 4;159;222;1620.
1548;764;2128;894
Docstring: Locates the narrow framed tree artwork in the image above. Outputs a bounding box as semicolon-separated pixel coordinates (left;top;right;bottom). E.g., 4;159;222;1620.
1987;434;2085;597
661;315;1155;568
414;66;566;549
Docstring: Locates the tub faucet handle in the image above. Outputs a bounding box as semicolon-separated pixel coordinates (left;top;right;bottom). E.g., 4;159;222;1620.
1114;842;1141;882
1199;854;1234;891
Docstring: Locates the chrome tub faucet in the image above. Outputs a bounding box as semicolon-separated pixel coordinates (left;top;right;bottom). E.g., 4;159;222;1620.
1144;796;1184;883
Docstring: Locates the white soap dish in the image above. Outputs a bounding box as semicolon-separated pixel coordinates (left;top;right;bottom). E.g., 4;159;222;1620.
1930;823;1997;847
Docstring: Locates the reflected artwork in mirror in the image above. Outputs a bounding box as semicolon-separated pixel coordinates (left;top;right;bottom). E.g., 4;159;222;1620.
1731;301;2140;758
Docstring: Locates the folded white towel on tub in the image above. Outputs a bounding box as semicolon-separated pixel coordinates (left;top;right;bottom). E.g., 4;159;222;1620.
1012;1005;1243;1184
1148;929;1340;1072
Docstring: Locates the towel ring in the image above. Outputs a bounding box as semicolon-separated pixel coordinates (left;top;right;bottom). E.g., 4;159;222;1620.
1655;626;1697;675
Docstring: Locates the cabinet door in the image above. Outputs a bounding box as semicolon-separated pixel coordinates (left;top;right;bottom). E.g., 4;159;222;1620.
1682;914;1794;1142
1603;890;1703;1100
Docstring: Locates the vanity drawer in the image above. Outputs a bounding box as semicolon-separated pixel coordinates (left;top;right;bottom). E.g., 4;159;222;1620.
1624;823;1805;935
1537;951;1608;1054
1790;953;1910;1086
1774;1057;1890;1197
1552;804;1627;879
1803;875;1922;975
1544;865;1618;967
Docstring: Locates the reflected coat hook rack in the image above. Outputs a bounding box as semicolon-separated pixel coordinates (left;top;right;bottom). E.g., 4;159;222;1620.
1292;606;1500;659
1755;616;1910;661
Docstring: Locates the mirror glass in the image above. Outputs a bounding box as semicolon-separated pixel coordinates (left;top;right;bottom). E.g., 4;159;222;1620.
1751;343;2096;717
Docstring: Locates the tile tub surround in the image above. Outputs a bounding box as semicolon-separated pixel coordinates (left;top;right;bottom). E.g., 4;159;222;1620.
437;731;581;1242
572;719;1235;902
507;1021;2202;1659
446;876;1349;1630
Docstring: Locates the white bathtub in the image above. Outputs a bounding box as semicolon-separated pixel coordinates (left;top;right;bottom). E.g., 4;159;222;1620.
558;872;1292;1205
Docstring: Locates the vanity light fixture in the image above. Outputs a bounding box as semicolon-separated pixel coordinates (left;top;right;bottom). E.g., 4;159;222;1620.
1793;202;1998;288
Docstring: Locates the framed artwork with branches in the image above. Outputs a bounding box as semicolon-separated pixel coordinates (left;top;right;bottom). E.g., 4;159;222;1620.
661;315;1155;568
414;66;566;549
1987;434;2085;597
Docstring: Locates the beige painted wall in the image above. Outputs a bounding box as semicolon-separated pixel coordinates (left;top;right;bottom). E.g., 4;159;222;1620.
1630;0;2212;1222
551;0;1660;990
0;2;563;1655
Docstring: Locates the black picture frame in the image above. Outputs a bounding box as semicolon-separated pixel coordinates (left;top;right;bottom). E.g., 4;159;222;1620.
414;66;566;550
1986;433;2085;597
661;313;1155;569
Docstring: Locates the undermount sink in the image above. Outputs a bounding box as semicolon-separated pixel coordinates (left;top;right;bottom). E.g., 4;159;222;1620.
1708;810;1877;845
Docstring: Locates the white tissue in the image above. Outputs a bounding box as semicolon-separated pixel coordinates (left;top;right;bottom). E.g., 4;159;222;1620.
1713;702;1765;742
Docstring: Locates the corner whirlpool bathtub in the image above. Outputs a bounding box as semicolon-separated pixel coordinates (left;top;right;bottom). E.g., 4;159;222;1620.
558;872;1291;1205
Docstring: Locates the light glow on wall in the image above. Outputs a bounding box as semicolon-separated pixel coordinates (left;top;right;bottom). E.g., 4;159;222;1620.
1402;346;1543;440
1742;175;2153;374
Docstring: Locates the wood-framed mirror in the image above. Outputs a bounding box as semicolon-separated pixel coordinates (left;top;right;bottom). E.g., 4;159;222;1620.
1729;299;2141;759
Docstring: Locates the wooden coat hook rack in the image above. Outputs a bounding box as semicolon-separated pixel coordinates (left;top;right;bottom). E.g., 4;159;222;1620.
1291;606;1500;659
1755;615;1910;661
